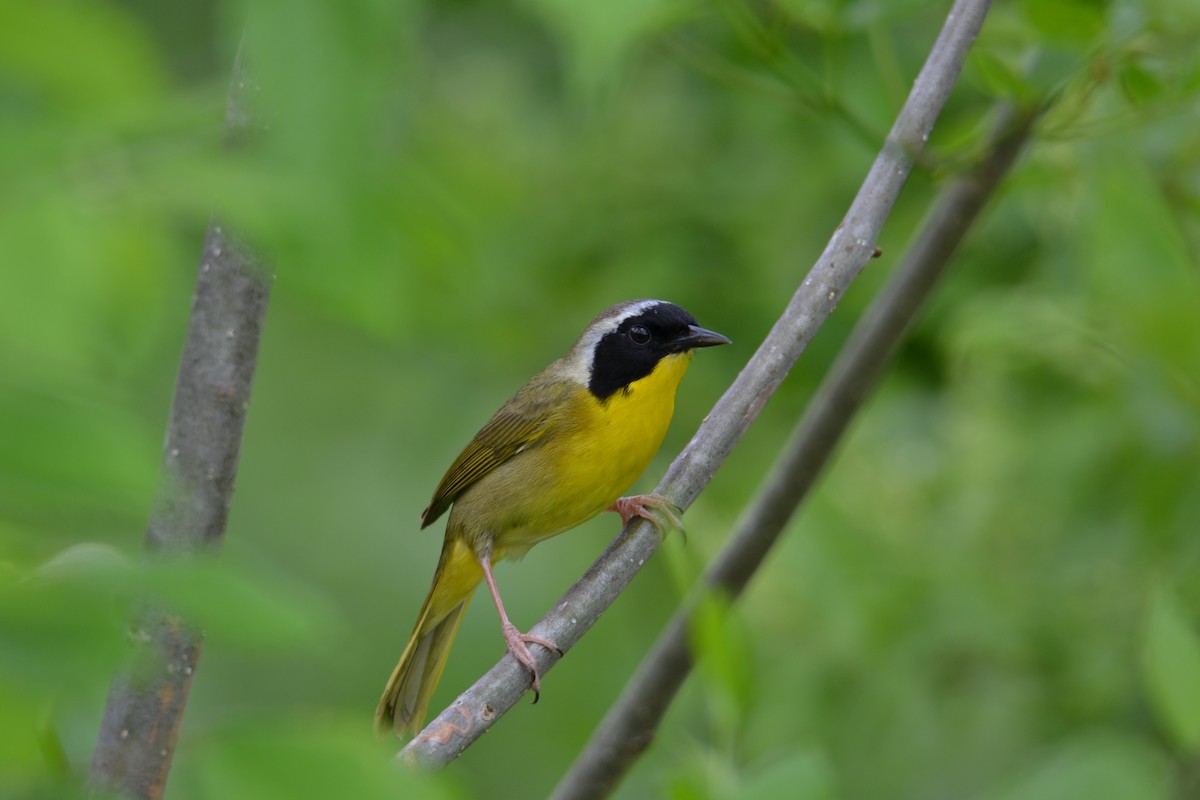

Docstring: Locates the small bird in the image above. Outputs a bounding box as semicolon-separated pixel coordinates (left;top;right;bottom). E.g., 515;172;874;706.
374;299;729;736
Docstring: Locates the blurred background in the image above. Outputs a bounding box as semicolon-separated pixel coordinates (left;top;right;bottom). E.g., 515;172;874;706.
3;0;1199;798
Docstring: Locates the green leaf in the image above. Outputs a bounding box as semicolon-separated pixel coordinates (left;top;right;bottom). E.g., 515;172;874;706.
1020;0;1107;48
1118;63;1164;105
169;717;459;800
969;51;1034;102
0;0;167;113
137;558;337;653
1142;586;1200;750
1084;151;1200;376
689;591;755;741
32;543;132;582
520;0;687;98
738;751;837;800
996;734;1168;800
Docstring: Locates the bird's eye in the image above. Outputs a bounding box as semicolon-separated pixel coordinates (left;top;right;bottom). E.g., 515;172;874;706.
629;325;651;345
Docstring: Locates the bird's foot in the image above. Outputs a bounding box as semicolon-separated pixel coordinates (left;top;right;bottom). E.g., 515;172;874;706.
501;622;561;702
608;493;685;538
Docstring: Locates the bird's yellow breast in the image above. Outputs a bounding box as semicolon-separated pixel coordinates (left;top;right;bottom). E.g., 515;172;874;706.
451;352;693;559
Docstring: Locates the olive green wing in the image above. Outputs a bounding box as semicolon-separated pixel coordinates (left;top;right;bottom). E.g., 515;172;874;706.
419;384;563;528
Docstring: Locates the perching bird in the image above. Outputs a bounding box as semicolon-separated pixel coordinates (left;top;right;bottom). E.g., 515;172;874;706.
375;299;729;736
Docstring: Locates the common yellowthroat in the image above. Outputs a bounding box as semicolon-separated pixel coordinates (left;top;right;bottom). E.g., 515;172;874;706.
375;299;729;736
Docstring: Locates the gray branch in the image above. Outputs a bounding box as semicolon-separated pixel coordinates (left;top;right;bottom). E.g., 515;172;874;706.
88;50;271;800
398;0;994;768
549;102;1040;800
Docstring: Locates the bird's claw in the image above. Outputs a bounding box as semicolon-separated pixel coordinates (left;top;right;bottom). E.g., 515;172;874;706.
501;622;560;702
608;493;685;539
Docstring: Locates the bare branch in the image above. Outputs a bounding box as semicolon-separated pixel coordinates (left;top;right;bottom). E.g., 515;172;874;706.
88;49;271;800
398;0;994;768
549;103;1040;800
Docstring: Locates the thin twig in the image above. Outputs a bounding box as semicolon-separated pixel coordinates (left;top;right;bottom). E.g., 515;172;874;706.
549;103;1040;800
398;0;993;768
87;49;271;800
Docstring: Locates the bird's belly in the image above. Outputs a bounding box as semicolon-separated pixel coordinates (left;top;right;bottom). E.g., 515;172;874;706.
453;354;690;558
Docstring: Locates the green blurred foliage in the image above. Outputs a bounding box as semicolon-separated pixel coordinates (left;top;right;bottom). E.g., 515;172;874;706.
2;0;1199;798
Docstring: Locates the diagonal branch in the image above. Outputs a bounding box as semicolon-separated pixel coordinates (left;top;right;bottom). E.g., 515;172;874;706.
549;102;1041;800
87;49;271;800
398;0;994;768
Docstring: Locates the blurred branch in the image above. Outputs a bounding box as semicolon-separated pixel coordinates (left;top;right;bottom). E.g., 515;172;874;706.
88;48;271;800
662;29;881;153
398;0;993;768
550;102;1040;800
712;0;884;150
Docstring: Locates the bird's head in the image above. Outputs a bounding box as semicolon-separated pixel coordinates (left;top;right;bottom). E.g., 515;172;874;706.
563;300;730;401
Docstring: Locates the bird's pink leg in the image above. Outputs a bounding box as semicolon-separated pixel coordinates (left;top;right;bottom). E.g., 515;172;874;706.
478;554;561;702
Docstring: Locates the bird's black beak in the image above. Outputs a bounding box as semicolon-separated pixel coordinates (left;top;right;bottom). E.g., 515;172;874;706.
675;324;732;351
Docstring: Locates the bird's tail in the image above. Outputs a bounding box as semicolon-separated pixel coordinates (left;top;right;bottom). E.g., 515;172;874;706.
374;536;482;737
